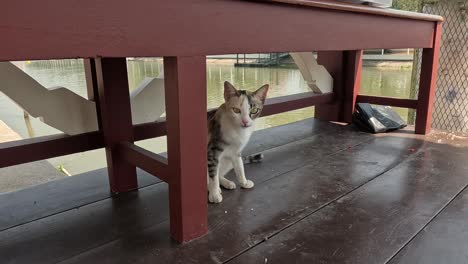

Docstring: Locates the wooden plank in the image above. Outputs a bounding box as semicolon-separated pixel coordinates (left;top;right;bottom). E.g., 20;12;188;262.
260;92;334;117
164;56;208;242
0;182;170;264
0;168;159;232
95;57;138;193
0;120;371;263
0;118;333;232
0;132;103;169
118;142;169;183
389;186;468;264
262;0;444;22
415;22;442;135
0;0;435;61
357;95;418;109
57;136;422;264
229;142;468;264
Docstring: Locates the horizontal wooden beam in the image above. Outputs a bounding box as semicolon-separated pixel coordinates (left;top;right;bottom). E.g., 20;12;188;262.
133;118;167;142
261;92;334;116
135;92;335;140
0;132;103;168
0;92;334;168
356;95;418;109
0;0;435;61
118;142;169;183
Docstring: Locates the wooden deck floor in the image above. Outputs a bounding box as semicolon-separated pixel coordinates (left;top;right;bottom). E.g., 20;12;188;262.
2;118;468;264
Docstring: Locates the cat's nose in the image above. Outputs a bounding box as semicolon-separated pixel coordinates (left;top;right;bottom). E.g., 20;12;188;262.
241;120;249;126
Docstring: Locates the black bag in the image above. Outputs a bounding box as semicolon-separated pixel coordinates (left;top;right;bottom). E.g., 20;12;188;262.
353;103;406;133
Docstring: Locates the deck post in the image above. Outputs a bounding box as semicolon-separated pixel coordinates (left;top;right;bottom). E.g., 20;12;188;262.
315;50;362;123
95;58;138;193
342;50;363;123
415;22;442;135
164;56;208;243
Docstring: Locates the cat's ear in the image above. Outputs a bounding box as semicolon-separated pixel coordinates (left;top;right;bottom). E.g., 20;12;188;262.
224;81;238;101
253;84;269;104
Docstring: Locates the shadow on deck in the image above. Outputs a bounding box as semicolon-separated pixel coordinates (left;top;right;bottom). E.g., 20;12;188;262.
1;118;468;264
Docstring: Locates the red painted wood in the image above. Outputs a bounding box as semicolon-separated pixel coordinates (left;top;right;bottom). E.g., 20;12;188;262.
343;50;363;123
118;142;169;183
95;58;138;193
315;51;344;122
415;22;442;135
261;92;334;116
314;50;362;123
164;56;208;243
0;0;435;61
356;95;418;109
0;132;103;169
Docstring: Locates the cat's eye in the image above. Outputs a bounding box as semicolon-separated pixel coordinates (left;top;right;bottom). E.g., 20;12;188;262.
250;107;260;114
232;107;241;114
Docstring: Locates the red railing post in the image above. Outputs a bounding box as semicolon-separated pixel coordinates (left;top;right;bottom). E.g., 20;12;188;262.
164;56;208;243
415;22;442;135
95;58;138;193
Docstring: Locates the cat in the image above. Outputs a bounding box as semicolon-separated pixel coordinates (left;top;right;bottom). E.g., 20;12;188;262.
207;81;269;203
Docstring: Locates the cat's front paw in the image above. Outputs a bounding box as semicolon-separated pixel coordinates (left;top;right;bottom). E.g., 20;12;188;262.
209;191;223;203
240;180;254;189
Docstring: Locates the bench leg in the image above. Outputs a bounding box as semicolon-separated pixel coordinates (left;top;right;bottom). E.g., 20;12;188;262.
315;50;362;123
95;58;138;193
164;56;208;243
415;22;442;135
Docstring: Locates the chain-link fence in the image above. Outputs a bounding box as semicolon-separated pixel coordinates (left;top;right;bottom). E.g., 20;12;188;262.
410;0;468;132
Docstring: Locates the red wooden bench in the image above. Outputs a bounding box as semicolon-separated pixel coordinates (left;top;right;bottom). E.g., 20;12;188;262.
0;0;443;242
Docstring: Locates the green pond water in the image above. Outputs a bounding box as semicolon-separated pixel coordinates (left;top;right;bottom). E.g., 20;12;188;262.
0;59;412;175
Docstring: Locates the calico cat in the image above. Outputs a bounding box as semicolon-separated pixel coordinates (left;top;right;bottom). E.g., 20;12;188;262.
207;81;269;203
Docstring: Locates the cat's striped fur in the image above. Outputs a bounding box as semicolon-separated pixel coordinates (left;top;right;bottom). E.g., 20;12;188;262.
207;81;269;203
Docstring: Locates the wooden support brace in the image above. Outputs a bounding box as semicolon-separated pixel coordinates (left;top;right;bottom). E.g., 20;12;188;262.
95;58;138;193
118;142;169;183
164;56;208;243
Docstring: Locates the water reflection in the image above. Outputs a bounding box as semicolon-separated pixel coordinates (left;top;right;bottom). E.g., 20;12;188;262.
0;59;412;175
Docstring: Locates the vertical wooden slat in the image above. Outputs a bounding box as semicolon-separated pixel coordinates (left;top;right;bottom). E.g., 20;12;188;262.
95;58;138;193
343;50;363;123
164;56;208;243
416;22;442;135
